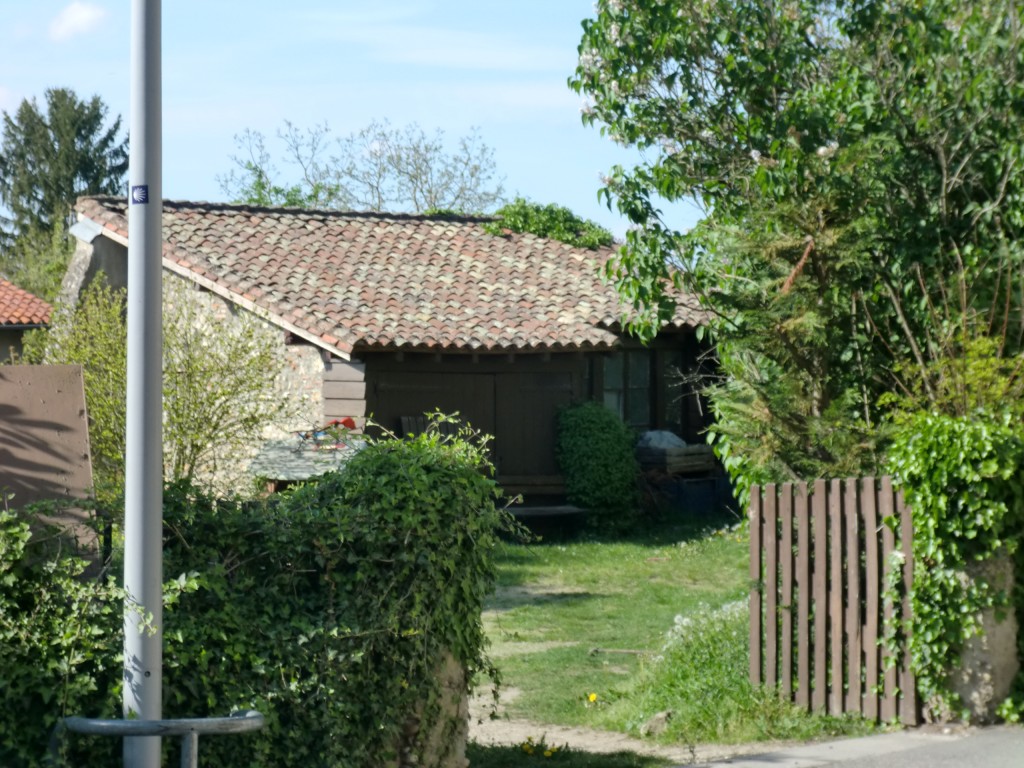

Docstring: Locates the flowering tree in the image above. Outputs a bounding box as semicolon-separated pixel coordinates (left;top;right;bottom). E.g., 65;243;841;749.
571;0;1024;491
219;120;505;214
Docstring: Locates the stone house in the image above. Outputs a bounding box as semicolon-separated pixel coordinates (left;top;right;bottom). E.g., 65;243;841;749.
67;196;709;497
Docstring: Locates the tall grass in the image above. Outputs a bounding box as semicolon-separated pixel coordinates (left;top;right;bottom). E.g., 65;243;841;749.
593;601;873;744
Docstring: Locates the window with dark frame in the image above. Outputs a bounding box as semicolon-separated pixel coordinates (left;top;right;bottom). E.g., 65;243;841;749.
600;349;653;429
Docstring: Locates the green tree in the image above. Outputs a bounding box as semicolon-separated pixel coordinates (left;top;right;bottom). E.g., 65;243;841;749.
0;88;127;242
485;197;614;249
219;119;505;213
161;280;290;487
36;277;289;502
570;0;1024;491
0;220;75;303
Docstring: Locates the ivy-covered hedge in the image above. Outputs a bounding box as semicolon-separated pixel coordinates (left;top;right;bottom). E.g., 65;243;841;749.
555;401;640;528
2;428;511;767
0;506;122;767
887;412;1024;721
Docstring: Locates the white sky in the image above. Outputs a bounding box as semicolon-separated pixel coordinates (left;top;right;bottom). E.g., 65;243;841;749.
0;1;701;238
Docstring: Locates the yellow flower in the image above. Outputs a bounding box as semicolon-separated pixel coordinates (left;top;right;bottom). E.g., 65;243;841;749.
588;692;598;703
544;750;553;758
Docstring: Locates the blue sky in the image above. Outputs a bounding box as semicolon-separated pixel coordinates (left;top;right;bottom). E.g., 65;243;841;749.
1;1;700;238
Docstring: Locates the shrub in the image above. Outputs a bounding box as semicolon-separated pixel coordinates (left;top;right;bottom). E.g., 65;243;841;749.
886;412;1024;720
162;428;511;767
5;426;511;767
555;401;640;528
0;504;122;767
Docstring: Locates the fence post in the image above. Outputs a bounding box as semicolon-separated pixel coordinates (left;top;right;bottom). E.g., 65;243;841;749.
749;485;763;687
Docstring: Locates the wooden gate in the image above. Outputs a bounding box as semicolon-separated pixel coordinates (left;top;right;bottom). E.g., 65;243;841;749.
748;477;918;724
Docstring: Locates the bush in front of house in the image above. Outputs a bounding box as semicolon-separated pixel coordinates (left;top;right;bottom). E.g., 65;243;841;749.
2;427;511;768
0;504;123;768
555;401;640;528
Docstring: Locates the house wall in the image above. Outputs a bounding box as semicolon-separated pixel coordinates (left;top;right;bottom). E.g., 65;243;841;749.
365;351;584;496
364;330;709;499
61;235;130;303
323;356;367;426
62;237;329;494
161;277;325;492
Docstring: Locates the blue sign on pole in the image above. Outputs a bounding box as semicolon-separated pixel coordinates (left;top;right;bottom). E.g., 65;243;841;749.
131;185;149;205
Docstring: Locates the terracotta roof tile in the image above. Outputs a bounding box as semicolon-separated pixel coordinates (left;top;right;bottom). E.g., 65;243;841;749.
74;196;703;354
0;278;52;327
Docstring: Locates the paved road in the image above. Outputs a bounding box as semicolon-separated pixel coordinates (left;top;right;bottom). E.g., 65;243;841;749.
692;725;1024;768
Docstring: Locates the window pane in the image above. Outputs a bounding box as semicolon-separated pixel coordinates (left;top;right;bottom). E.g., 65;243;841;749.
627;350;650;388
604;389;623;418
604;354;624;388
627;387;650;427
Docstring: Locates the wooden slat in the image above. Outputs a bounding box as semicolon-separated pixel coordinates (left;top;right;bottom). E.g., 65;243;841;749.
862;476;880;722
898;489;919;725
780;483;794;699
879;477;899;722
764;484;779;689
324;358;366;381
796;482;811;710
844;478;863;714
812;479;828;712
324;398;367;420
323;380;367;400
828;478;844;715
749;486;764;687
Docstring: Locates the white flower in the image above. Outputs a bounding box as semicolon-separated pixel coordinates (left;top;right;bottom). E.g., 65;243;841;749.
816;140;839;159
749;148;762;161
579;49;600;71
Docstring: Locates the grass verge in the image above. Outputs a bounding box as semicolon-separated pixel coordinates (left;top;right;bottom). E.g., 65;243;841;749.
467;741;673;768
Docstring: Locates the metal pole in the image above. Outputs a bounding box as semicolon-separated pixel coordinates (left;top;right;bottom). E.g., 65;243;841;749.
124;1;162;766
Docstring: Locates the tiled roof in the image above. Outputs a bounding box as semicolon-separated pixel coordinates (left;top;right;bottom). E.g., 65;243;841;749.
75;196;702;356
0;278;52;327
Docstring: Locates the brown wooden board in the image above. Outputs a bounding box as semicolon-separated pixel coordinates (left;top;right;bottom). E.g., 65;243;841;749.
780;483;794;699
764;484;778;689
880;477;899;722
829;478;844;715
749;486;763;687
812;479;828;712
845;478;863;713
0;364;93;506
796;482;810;709
862;477;880;722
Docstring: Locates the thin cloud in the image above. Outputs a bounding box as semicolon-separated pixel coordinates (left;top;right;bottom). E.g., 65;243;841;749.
50;2;108;43
306;16;566;72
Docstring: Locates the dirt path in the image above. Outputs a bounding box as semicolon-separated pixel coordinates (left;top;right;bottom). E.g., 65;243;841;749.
468;688;789;766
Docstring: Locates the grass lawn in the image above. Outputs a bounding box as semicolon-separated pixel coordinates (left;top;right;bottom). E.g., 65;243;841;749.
484;514;748;725
481;512;875;747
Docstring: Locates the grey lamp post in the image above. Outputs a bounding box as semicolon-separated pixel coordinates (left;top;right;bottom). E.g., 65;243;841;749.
123;0;163;764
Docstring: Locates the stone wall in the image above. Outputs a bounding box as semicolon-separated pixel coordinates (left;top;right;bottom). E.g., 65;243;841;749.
162;277;324;493
60;236;344;495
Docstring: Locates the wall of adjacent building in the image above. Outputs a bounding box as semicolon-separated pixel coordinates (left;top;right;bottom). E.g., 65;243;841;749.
62;235;359;495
